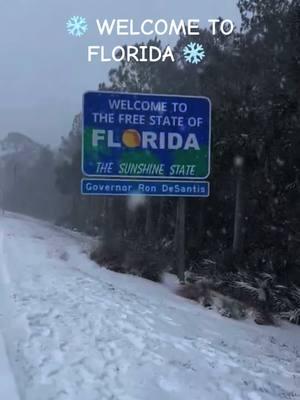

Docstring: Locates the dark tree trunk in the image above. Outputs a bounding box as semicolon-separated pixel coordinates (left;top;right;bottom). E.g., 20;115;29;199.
145;198;155;238
233;165;245;255
175;197;186;283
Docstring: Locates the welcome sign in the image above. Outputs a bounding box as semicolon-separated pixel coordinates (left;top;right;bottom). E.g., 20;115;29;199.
82;91;211;182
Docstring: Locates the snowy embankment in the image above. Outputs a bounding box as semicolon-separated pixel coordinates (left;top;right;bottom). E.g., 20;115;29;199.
0;212;299;400
0;332;20;400
0;229;20;400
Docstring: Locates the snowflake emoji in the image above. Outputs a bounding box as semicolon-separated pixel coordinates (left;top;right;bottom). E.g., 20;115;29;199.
183;42;206;64
66;16;88;37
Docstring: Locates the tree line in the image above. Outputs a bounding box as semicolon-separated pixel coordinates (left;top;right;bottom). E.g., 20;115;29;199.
3;1;300;313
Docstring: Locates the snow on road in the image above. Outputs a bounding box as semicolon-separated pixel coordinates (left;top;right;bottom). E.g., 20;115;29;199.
0;329;19;400
0;213;299;400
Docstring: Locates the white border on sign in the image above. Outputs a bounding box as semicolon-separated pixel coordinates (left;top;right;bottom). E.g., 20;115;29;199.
81;91;212;181
80;179;210;198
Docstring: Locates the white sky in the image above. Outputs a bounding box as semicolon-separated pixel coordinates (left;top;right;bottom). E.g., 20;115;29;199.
0;0;240;146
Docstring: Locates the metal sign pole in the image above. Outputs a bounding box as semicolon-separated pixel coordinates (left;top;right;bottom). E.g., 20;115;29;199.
176;197;186;283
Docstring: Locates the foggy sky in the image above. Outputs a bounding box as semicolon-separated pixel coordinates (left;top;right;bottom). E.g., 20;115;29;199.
0;0;240;147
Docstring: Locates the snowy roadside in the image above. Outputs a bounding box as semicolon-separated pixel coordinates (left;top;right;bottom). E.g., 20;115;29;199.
0;212;299;400
0;229;20;400
0;333;20;400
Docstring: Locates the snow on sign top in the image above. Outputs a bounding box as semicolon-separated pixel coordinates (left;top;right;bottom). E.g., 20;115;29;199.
82;91;211;180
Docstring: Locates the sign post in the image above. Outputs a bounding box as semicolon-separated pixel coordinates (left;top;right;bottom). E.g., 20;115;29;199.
81;91;211;197
81;91;212;282
176;197;186;283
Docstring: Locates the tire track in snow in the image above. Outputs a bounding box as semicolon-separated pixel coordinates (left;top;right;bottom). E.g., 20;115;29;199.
1;214;299;400
0;229;11;284
0;229;21;400
5;256;133;399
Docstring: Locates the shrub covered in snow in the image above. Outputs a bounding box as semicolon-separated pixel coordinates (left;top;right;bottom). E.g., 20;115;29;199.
91;237;168;282
183;265;300;325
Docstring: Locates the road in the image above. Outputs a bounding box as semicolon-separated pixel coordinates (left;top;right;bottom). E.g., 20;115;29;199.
0;213;299;400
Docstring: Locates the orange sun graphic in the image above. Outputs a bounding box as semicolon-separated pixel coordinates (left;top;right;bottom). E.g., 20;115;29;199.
122;129;141;148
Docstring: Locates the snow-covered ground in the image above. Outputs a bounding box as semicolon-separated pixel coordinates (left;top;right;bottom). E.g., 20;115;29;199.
0;212;299;400
0;332;19;400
